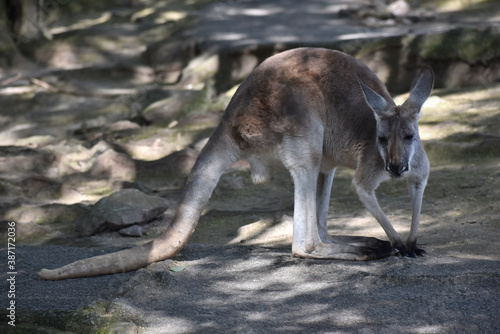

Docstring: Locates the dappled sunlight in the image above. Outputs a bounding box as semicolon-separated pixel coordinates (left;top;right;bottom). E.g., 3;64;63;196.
402;82;500;166
225;7;282;17
155;11;187;24
50;11;112;35
193;0;392;48
92;242;500;333
227;215;293;246
2;138;138;238
153;254;367;330
328;215;403;240
0;123;38;146
438;251;498;262
426;0;491;12
1;0;499;331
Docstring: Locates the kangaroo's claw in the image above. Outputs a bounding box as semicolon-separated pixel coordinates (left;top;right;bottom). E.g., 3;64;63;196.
394;242;426;258
408;244;426;257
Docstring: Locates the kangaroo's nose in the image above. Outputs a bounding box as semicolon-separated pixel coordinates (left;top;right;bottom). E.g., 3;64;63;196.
387;163;408;177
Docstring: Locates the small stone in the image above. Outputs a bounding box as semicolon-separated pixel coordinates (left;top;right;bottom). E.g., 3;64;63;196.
388;0;410;18
119;225;143;237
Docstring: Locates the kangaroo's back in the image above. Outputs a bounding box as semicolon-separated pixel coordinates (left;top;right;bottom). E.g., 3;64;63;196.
228;48;392;158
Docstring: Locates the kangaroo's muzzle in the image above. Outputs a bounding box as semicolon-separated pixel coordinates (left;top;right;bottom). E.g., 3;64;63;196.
386;162;409;178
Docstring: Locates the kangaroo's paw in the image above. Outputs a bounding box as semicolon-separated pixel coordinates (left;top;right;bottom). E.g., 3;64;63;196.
293;241;394;261
393;242;414;257
407;242;426;257
394;242;426;258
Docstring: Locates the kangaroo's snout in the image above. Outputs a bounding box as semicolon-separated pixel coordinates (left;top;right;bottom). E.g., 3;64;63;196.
386;162;409;178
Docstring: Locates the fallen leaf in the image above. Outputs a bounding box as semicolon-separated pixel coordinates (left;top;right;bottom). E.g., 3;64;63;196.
169;265;186;272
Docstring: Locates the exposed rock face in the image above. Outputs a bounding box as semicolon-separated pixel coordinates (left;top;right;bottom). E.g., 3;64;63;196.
74;189;168;237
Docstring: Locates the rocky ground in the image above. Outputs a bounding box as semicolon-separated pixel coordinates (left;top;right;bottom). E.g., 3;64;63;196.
0;0;500;333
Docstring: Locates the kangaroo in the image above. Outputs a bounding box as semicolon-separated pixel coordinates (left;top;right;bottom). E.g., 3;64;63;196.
38;48;434;280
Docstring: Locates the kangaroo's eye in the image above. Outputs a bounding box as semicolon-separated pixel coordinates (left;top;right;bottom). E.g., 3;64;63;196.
378;136;388;144
404;134;414;141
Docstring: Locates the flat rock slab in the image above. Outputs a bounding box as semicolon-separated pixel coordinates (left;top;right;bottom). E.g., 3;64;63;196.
4;244;499;333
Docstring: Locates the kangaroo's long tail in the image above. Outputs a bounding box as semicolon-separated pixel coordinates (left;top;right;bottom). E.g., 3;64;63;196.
38;133;240;280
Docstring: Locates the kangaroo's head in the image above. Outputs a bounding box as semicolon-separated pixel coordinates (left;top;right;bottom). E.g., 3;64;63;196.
360;66;434;178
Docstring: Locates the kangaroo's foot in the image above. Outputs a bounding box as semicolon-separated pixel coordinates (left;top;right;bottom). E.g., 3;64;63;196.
393;242;426;258
408;242;426;257
293;238;395;261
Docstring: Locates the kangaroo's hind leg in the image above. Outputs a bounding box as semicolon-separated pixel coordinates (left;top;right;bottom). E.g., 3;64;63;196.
281;132;393;261
316;167;394;253
316;168;335;243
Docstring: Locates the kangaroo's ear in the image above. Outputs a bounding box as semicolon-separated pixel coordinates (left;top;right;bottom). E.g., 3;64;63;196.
403;66;434;114
359;79;388;118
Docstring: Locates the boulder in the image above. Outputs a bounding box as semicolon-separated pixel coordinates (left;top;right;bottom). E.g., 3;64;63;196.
74;189;168;236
